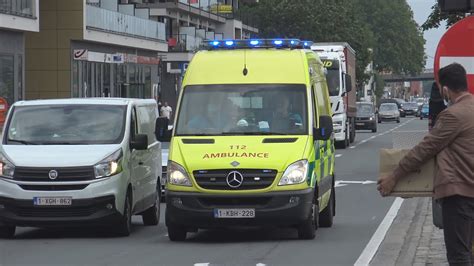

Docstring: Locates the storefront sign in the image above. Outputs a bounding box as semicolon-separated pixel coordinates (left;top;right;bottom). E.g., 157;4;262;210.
73;50;159;65
210;4;233;14
73;49;88;60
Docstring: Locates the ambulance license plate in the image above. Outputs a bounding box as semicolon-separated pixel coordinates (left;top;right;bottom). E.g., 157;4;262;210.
33;197;72;206
214;208;255;218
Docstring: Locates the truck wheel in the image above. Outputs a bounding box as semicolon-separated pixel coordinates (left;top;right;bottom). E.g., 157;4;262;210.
168;224;187;241
349;119;356;143
319;188;335;228
0;226;15;239
142;190;160;226
298;197;319;240
115;192;132;237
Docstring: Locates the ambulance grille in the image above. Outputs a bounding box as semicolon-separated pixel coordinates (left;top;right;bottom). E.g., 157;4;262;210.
193;169;277;190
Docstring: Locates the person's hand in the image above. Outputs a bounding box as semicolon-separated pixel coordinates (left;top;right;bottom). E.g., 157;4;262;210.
377;173;397;197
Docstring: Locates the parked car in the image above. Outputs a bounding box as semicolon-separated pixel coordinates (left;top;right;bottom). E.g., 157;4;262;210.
378;103;400;123
402;102;419;116
420;104;429;119
0;98;162;238
356;102;377;132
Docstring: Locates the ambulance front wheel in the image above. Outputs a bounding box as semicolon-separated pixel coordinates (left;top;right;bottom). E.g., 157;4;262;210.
298;196;319;240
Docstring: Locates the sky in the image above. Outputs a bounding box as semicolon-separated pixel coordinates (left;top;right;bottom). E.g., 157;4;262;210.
406;0;447;69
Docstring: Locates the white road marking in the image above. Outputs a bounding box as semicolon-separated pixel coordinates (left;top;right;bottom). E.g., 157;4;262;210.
335;154;343;158
350;146;356;149
194;263;210;266
256;264;267;266
354;198;405;266
335;180;377;188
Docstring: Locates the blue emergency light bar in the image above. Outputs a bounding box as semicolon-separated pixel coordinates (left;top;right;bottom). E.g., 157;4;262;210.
203;39;314;50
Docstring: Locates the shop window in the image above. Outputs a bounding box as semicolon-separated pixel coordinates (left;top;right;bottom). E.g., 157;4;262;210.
0;55;14;105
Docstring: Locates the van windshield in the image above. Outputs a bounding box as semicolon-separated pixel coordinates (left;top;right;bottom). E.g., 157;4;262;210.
175;84;308;136
5;105;127;145
322;60;340;96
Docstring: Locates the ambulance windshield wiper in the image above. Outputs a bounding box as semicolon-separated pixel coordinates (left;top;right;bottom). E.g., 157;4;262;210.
221;132;287;135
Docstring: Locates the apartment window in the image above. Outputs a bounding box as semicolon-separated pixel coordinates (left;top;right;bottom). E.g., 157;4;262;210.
0;0;34;17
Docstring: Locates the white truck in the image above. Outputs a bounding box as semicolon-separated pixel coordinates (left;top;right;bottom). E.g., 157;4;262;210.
312;43;357;148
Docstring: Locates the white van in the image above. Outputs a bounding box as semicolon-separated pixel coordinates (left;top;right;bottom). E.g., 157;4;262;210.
0;98;162;238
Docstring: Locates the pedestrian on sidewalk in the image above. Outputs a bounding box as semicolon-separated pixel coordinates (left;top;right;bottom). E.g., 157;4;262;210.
378;63;474;266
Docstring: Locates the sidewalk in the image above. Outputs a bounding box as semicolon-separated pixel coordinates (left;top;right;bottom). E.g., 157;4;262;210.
371;197;448;266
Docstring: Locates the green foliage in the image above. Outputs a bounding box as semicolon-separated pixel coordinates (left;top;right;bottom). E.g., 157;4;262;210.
421;4;465;31
241;0;426;81
374;73;385;101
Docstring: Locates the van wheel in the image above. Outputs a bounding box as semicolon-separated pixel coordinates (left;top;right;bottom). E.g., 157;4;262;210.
298;197;319;240
372;126;377;133
320;188;335;228
168;224;187;241
0;226;15;239
115;192;132;237
397;119;400;123
142;190;160;226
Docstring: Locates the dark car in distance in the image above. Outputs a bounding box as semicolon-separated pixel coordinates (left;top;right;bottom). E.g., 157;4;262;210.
402;102;419;116
356;102;377;132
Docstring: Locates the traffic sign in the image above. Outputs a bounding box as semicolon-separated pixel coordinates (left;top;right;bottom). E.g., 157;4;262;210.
434;16;474;93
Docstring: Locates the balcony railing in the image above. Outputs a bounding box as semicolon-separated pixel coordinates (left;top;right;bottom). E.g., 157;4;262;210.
168;34;204;52
0;0;35;18
86;5;166;41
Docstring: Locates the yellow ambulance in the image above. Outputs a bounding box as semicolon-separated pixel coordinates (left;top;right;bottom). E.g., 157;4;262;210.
159;39;336;241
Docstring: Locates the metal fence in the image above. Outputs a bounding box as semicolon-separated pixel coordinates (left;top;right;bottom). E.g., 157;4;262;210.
86;5;166;41
0;0;34;17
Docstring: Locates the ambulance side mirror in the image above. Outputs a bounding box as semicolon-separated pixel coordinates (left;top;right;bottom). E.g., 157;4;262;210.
314;115;333;141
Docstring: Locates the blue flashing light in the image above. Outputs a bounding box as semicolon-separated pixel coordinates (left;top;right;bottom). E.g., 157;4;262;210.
225;40;235;46
273;40;283;45
250;40;260;46
212;41;220;46
290;40;297;45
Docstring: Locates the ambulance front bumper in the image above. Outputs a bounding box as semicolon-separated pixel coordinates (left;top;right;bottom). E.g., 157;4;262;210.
165;188;313;229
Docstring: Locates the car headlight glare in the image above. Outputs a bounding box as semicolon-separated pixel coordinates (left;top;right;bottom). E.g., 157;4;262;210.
279;160;308;186
94;149;123;179
168;161;192;187
0;156;15;179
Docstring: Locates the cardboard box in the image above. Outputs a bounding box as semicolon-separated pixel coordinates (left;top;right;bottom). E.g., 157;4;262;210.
379;149;435;197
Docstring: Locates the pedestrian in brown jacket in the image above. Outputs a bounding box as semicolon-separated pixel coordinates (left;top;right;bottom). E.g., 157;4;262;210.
378;63;474;266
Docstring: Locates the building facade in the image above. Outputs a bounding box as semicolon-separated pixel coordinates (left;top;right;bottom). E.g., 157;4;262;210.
0;0;39;105
24;0;168;100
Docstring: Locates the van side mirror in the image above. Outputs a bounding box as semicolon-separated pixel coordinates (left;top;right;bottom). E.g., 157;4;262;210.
131;134;148;150
345;74;352;93
155;117;172;142
314;115;333;141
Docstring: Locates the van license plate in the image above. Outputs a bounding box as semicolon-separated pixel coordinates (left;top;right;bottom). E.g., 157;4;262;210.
214;209;255;218
356;123;365;126
33;197;72;206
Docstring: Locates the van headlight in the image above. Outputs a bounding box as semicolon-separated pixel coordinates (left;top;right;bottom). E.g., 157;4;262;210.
279;160;308;186
0;156;15;179
168;161;192;187
94;149;123;179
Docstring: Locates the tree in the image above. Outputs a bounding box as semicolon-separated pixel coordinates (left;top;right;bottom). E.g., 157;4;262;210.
240;0;374;86
241;0;426;83
421;3;466;31
355;0;425;75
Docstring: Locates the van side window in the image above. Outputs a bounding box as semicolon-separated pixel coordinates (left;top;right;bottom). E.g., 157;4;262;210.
130;107;138;139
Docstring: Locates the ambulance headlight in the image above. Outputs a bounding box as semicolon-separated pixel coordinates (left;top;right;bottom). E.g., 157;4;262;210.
279;160;308;186
168;161;192;187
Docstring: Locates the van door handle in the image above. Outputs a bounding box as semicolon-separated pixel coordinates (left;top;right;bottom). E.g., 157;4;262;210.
138;162;144;165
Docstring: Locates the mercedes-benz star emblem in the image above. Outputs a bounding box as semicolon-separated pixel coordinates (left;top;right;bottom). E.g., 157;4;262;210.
226;171;244;188
48;170;58;180
230;161;240;167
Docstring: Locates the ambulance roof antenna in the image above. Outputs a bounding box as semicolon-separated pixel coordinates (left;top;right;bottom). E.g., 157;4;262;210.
243;49;248;76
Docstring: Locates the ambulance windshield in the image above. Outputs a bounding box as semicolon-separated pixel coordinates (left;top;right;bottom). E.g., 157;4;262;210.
175;84;308;136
